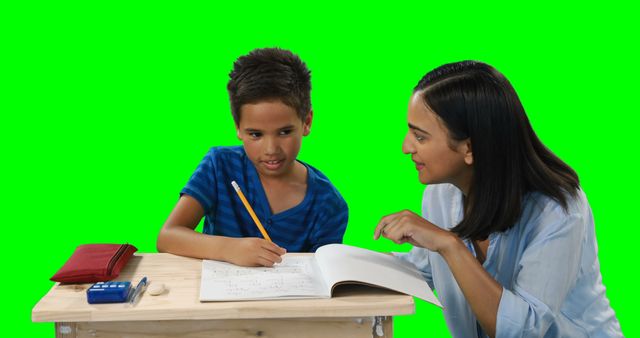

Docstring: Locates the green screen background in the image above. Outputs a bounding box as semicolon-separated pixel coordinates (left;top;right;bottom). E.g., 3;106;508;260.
4;2;636;337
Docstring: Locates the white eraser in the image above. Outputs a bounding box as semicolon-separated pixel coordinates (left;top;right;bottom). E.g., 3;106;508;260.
147;282;166;296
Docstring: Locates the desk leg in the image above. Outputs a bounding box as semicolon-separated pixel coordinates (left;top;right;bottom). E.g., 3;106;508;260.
54;316;394;338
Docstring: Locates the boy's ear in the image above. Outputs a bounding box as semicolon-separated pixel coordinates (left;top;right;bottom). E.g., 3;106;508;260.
303;110;313;136
462;138;473;165
236;128;242;140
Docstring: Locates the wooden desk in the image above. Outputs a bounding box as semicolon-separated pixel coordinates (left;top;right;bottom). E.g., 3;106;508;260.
33;253;415;338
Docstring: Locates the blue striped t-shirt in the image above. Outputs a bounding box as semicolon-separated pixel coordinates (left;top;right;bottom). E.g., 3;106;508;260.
181;146;348;252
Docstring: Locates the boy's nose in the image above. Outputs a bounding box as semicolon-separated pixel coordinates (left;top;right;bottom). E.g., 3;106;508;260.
264;137;279;155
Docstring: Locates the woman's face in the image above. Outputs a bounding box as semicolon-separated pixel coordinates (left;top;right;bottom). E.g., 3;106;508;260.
402;92;473;192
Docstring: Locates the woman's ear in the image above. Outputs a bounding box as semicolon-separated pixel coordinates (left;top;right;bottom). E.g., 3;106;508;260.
303;110;313;136
462;139;473;165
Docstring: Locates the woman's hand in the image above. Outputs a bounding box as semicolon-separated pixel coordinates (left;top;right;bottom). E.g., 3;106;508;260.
374;210;458;253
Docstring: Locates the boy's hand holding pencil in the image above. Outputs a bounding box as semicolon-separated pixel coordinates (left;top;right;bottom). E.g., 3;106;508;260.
223;237;286;267
230;181;286;267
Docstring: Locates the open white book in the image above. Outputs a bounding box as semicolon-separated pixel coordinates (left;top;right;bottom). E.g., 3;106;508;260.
200;243;441;307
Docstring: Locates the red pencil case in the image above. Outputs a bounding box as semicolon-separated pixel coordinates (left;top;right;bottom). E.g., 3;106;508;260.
50;244;137;283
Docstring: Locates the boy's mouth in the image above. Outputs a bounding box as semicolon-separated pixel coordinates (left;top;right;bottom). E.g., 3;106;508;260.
262;159;284;171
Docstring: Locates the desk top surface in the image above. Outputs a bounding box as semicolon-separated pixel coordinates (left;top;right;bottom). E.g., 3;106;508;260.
33;253;415;322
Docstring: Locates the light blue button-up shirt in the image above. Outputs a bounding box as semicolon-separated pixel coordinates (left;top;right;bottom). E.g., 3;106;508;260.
395;183;622;338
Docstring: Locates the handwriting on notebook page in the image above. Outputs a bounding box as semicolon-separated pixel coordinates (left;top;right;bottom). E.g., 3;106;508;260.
201;256;326;299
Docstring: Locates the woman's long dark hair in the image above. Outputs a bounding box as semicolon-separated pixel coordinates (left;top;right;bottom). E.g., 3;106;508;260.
415;61;579;240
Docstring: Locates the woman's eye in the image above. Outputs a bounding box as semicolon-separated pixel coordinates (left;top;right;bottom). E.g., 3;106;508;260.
414;133;425;141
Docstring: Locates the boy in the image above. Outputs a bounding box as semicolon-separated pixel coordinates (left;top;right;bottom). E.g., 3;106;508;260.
157;48;348;267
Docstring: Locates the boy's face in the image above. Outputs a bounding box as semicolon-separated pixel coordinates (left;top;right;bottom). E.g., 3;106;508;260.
237;100;312;179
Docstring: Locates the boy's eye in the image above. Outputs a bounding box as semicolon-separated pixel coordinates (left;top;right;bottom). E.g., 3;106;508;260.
279;129;293;136
249;132;262;138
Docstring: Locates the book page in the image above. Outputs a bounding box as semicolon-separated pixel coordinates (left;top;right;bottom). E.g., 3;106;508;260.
315;244;441;307
200;255;329;301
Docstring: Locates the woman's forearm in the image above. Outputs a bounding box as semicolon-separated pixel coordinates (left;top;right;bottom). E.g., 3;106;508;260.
439;236;503;338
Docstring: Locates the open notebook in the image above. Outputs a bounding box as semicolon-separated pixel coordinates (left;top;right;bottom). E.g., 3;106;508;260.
200;243;441;307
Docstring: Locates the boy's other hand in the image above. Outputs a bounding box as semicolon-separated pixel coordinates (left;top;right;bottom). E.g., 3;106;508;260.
224;238;286;267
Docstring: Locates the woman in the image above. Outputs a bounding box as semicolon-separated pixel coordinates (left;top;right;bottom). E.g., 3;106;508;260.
374;61;622;337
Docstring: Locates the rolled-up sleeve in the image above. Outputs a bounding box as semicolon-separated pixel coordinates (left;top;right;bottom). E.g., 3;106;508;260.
496;211;586;338
394;247;434;290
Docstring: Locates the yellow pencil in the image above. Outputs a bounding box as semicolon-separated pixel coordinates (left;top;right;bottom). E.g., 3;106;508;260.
231;181;272;242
